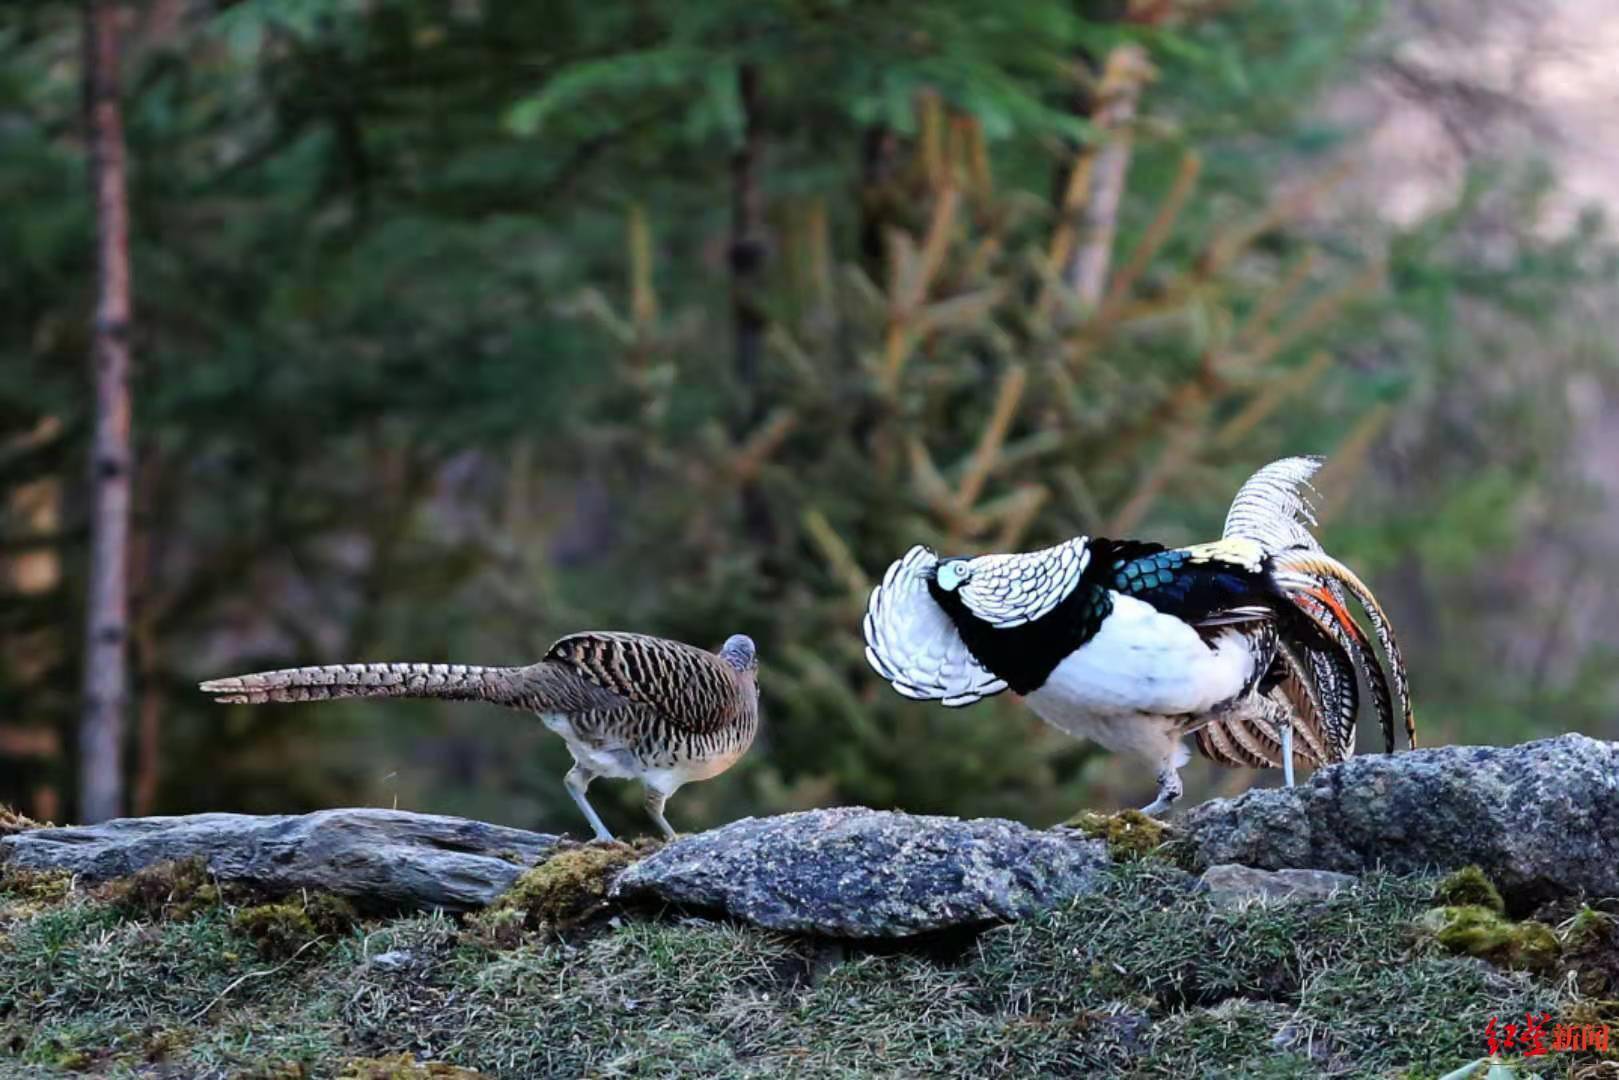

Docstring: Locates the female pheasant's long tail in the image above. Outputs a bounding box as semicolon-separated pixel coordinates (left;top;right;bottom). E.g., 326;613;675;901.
200;662;531;707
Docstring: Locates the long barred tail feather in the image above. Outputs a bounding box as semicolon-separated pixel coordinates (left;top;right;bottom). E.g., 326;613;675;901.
1273;608;1359;759
200;662;529;707
1292;586;1396;753
1199;455;1416;773
1273;549;1416;750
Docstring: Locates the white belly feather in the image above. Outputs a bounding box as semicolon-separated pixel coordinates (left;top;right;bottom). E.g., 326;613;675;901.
542;713;640;780
1024;592;1258;763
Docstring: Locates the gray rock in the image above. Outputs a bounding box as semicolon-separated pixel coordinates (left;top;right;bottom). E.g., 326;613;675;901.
613;806;1109;937
1181;734;1619;910
0;808;558;912
1199;864;1356;907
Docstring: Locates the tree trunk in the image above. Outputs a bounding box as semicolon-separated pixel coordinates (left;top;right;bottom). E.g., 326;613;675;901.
1065;44;1151;308
729;63;773;543
80;0;134;824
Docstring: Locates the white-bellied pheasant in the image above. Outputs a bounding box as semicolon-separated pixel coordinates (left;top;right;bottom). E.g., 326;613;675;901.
201;631;760;840
862;456;1414;815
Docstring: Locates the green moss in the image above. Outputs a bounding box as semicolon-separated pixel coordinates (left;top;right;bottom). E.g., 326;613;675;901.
1560;907;1619;997
1423;904;1561;975
1;865;76;933
232;893;357;960
1063;809;1169;861
97;857;222;922
1431;865;1505;915
465;841;643;946
338;1053;483;1078
1565;906;1614;952
0;867;72;906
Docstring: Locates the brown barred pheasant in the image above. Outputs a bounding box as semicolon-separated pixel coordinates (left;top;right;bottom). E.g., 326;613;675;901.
201;631;760;840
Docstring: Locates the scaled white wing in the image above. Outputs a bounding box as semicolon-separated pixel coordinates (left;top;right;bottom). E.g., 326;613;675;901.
957;537;1090;628
863;545;1008;708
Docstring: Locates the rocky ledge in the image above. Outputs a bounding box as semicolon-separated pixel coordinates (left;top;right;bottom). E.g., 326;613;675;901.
3;734;1615;932
1180;732;1619;913
0;808;559;911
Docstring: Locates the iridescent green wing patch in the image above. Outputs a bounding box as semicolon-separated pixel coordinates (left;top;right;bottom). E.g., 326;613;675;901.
1112;549;1191;597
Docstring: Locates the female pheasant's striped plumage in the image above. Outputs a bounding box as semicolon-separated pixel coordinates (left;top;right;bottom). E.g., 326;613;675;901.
201;631;761;840
864;456;1415;815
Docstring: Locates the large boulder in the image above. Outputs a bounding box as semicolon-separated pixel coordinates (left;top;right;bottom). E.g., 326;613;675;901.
1180;734;1619;911
0;808;558;912
614;806;1110;937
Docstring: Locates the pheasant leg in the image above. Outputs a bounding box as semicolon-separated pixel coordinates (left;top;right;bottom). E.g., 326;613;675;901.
564;765;614;842
643;787;677;841
1139;762;1183;817
1280;720;1296;788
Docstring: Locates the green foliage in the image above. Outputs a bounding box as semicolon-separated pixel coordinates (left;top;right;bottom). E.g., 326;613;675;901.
1;0;1615;829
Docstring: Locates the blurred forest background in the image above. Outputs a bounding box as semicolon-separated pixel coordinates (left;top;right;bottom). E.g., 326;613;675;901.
4;0;1618;836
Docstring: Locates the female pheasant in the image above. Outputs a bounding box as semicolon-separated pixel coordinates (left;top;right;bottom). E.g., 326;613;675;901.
863;457;1415;815
201;631;760;840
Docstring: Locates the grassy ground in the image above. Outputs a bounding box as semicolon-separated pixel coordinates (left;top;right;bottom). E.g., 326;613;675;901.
1;845;1615;1078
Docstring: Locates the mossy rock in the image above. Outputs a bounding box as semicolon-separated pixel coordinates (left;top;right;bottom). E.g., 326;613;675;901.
1063;809;1169;861
1431;865;1505;915
1422;903;1561;975
337;1053;481;1078
464;840;647;947
96;856;221;922
233;892;358;960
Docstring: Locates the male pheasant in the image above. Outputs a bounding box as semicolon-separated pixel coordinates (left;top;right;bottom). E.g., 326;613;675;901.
863;456;1414;815
202;631;760;840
